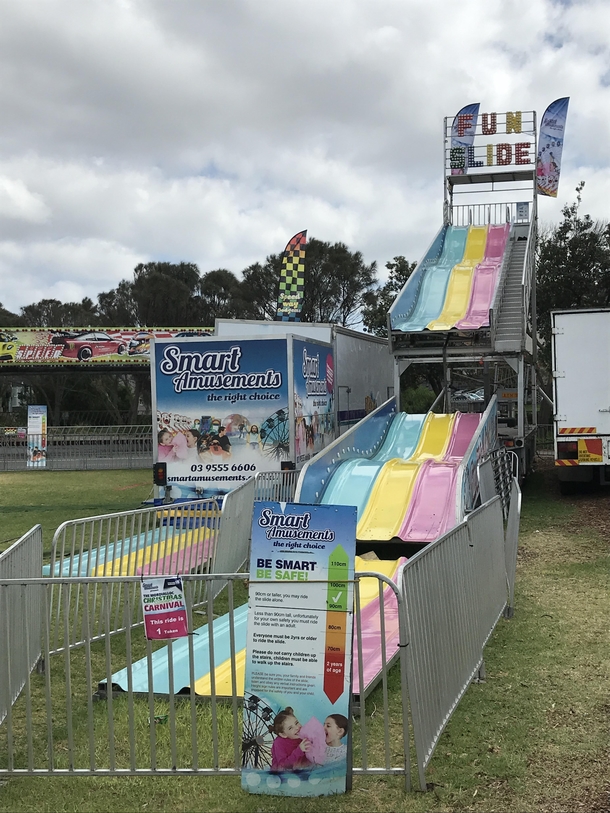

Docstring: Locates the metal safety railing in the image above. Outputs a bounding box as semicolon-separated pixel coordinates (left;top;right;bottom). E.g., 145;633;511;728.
45;500;220;654
0;526;43;725
0;571;411;787
0;426;152;471
1;482;520;791
401;495;510;789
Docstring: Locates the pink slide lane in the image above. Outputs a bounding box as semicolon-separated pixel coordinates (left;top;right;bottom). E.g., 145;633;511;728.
456;224;510;330
396;413;481;543
352;560;407;696
136;537;213;576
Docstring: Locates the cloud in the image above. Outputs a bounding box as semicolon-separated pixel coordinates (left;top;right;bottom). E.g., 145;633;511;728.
0;0;606;314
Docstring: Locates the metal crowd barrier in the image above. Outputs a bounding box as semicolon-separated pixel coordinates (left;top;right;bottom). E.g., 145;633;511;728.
1;480;520;790
401;495;510;789
0;426;152;471
504;478;521;617
0;525;43;725
0;571;411;788
46;500;220;654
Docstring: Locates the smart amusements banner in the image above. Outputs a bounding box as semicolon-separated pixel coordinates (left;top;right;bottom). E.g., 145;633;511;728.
152;337;290;499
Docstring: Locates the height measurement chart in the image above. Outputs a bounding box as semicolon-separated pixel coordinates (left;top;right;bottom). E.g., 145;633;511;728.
242;502;356;798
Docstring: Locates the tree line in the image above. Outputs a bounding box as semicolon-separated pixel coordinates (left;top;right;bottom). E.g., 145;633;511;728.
1;185;609;426
0;238;403;333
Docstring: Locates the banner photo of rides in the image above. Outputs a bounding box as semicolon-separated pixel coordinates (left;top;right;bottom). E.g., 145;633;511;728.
151;336;290;499
293;337;335;467
26;404;47;467
536;97;570;198
0;327;212;366
242;502;356;798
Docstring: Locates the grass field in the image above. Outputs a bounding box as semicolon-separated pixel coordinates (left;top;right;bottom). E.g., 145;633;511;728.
0;462;609;812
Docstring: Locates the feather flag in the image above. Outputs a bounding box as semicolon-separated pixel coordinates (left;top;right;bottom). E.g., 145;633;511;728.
537;97;570;197
276;230;307;321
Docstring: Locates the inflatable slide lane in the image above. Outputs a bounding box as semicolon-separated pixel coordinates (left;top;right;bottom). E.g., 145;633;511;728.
389;222;513;333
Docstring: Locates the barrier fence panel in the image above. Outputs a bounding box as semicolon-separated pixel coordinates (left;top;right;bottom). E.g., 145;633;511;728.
0;572;411;788
253;470;299;503
46;500;220;654
0;426;152;472
210;479;255;596
0;526;43;725
504;478;522;616
466;497;508;647
401;495;509;790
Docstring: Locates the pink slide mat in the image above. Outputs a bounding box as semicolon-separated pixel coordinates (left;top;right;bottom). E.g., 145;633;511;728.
456;224;510;330
352;559;407;696
396;412;481;543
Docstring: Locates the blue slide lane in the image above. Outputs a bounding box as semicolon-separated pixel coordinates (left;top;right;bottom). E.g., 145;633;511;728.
320;413;427;520
392;226;468;332
297;397;397;505
103;603;249;695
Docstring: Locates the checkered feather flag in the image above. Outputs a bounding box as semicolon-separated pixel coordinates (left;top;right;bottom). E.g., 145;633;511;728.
276;230;307;322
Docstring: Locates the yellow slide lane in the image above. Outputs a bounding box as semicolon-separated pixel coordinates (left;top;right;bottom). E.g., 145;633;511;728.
92;526;214;577
194;556;404;697
427;225;488;331
356;413;456;541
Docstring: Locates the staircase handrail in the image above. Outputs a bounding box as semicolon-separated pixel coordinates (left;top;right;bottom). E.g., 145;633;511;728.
489;225;516;345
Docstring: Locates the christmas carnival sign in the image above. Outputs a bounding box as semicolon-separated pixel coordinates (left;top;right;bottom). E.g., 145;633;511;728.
241;502;356;798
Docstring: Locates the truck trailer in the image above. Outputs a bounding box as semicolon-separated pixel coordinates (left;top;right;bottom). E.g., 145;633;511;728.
552;308;610;492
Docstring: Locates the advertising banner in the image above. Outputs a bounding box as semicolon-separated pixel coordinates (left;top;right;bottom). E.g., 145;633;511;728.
0;327;212;367
140;576;189;640
276;231;307;322
26;405;47;467
293;338;335;467
242;502;356;797
450;102;480;175
152;337;290;499
537;97;570;197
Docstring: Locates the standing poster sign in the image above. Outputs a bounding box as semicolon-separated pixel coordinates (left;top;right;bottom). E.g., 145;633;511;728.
26;405;47;467
140;576;189;640
241;502;356;798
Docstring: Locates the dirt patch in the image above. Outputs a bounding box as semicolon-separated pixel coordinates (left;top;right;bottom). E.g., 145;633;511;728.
533;455;610;543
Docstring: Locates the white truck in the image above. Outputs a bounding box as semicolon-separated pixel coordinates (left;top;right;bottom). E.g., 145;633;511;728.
552;309;610;492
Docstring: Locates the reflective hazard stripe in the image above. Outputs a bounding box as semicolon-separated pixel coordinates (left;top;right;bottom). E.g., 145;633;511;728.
558;427;596;435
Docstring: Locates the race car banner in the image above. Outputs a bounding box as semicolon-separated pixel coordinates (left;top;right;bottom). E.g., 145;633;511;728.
537;97;570;198
276;230;307;322
0;327;213;367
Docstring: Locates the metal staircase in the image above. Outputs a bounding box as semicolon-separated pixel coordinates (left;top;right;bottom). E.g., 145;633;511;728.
493;238;527;352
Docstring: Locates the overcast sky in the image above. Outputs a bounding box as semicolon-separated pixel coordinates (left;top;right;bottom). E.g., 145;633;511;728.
0;0;607;315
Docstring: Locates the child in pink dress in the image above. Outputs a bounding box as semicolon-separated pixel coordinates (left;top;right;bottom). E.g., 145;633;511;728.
270;707;312;771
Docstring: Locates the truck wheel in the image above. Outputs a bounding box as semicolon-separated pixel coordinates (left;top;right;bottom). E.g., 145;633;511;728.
559;480;580;496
